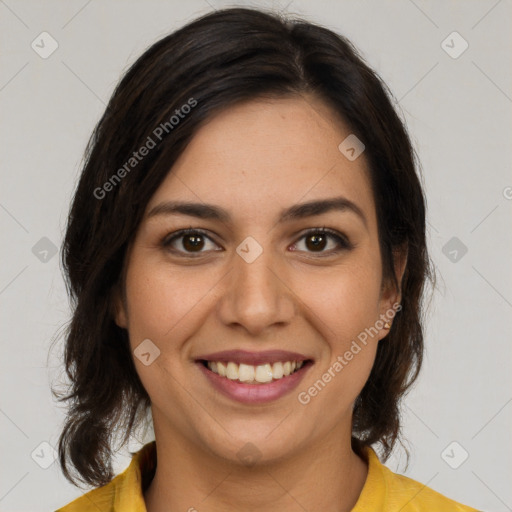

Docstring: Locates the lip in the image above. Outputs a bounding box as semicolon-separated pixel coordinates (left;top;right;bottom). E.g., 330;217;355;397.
194;349;312;366
197;359;314;404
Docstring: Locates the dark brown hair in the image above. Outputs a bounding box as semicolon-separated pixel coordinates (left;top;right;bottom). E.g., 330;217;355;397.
52;6;434;488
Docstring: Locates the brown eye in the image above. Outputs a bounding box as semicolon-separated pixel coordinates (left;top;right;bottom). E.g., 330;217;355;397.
182;233;205;252
292;228;352;255
162;229;220;256
305;232;328;251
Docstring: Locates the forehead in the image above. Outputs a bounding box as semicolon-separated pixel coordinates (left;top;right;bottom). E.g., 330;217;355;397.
147;95;376;229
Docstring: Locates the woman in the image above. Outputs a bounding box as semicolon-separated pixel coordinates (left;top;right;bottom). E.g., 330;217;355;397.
53;7;479;511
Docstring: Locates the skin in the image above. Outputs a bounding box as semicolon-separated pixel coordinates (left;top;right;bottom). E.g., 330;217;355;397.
115;94;406;512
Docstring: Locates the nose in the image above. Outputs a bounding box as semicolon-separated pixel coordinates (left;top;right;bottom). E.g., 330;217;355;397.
216;242;296;336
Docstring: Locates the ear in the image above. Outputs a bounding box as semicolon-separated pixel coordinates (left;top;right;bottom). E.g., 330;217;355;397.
377;243;407;334
111;285;128;329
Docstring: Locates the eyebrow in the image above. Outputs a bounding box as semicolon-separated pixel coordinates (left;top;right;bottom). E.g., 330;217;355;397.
147;196;367;228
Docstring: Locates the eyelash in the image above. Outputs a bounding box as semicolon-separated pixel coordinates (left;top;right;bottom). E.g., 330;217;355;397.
161;227;353;257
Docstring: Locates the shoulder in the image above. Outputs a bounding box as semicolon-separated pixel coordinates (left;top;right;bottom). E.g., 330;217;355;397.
55;441;156;512
353;446;480;511
379;465;479;511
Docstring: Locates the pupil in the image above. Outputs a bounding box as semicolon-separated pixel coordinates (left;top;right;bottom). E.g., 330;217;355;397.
183;234;204;251
306;233;326;251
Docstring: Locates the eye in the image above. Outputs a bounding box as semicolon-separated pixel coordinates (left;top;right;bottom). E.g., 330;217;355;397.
161;227;353;257
291;227;352;255
162;228;220;256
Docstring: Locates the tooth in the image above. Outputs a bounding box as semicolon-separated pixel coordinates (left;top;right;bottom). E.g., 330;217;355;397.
209;360;305;382
255;363;273;383
238;363;255;382
226;362;239;380
272;362;284;379
217;361;227;377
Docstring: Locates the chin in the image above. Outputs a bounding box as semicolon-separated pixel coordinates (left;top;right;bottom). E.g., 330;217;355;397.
197;419;305;467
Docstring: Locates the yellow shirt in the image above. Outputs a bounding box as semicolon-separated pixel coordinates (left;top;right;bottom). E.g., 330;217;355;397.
56;441;479;511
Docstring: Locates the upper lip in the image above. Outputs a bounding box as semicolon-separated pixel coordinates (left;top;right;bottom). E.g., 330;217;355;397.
195;350;312;366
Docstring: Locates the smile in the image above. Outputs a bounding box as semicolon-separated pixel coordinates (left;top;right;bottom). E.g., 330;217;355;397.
196;351;314;404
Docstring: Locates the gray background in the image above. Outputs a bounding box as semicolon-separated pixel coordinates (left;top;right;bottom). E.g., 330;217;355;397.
1;0;511;510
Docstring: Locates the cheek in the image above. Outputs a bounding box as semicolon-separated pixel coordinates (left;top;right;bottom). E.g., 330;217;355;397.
295;257;383;345
122;256;207;414
295;266;381;413
123;255;211;346
292;253;382;402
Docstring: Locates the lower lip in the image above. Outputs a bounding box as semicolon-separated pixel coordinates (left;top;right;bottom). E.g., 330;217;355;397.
197;361;313;404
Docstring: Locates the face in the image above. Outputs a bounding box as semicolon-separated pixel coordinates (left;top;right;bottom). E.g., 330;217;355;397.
115;95;403;466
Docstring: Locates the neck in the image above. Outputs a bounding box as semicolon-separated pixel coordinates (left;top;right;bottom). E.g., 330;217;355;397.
144;424;368;512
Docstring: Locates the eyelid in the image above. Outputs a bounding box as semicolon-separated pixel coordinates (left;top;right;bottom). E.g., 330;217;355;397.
293;226;353;253
162;228;219;250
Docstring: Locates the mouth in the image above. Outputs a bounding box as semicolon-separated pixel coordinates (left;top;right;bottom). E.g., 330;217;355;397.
194;350;314;404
